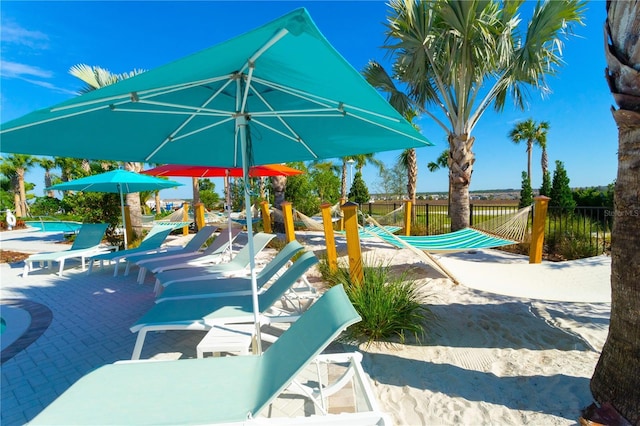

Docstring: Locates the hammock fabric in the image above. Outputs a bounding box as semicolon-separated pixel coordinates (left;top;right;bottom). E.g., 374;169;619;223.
364;226;518;253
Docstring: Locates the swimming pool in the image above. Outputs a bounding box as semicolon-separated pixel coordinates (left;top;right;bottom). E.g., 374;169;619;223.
24;220;82;233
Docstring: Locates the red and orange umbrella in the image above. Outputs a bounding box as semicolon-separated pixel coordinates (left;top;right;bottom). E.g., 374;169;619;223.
142;164;303;178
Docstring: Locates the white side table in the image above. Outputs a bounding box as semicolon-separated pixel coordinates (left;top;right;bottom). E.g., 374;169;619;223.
196;324;255;358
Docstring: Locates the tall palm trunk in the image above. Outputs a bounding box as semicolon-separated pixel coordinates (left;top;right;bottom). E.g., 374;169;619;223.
12;175;22;217
448;133;475;230
541;145;549;177
123;162;143;238
154;192;162;214
17;168;28;217
192;177;200;205
271;175;287;232
590;2;640;423
406;148;417;205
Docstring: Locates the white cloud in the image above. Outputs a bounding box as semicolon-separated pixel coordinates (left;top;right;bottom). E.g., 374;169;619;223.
1;20;49;49
1;60;52;79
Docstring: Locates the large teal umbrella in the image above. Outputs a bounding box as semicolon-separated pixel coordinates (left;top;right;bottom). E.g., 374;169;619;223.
1;8;433;351
48;169;183;248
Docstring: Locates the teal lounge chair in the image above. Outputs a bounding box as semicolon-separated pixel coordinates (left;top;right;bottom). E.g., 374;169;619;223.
23;223;109;277
153;232;275;295
122;225;217;276
131;251;318;360
87;223;177;277
135;227;241;284
155;240;306;303
28;285;389;425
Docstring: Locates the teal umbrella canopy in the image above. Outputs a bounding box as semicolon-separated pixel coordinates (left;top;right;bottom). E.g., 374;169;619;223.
2;8;433;353
48;169;183;248
47;169;182;194
0;8;432;165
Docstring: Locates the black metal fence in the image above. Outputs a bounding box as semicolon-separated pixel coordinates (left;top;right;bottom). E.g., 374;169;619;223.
362;202;612;258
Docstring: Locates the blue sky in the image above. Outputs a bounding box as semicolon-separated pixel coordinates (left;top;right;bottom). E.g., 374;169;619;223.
1;1;618;200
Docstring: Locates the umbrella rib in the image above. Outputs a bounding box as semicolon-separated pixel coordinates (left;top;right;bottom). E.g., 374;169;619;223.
143;78;235;162
49;76;230;113
0;102;120;134
251;76;338;109
239;28;289;75
248;83;306;143
169;116;235;143
136;100;232;116
250;118;318;159
254;76;405;124
250;110;344;117
115;108;228;117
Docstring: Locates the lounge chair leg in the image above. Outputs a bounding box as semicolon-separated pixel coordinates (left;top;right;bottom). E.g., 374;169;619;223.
137;268;147;285
87;260;94;275
124;262;130;276
113;260;119;277
58;260;65;277
23;262;30;277
131;331;148;360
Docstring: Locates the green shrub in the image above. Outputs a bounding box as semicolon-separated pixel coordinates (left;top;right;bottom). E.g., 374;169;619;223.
544;214;610;260
319;256;436;347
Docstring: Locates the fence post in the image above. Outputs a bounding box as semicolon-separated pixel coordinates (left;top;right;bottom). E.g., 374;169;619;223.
320;202;338;273
260;201;272;234
281;201;296;243
425;203;430;234
342;201;363;284
404;200;412;236
529;196;551;264
469;203;474;227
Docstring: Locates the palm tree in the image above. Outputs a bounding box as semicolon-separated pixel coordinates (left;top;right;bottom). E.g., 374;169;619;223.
69;64;146;237
2;154;36;217
590;2;640;423
398;148;417;203
379;0;584;230
508;119;550;185
38;157;57;197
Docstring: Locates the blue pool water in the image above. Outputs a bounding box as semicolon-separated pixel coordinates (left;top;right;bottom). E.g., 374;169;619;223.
25;221;82;233
0;317;6;335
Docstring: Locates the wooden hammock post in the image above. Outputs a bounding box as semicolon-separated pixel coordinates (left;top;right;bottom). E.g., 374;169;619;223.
182;202;190;236
320;202;338;273
281;201;296;243
260;201;272;234
194;203;205;231
529;196;550;264
342;201;364;284
404;200;412;236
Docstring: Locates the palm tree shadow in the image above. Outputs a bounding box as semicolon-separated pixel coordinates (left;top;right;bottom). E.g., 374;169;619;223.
362;351;591;421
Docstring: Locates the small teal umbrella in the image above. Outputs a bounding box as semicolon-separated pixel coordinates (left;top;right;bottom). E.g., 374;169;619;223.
48;169;183;248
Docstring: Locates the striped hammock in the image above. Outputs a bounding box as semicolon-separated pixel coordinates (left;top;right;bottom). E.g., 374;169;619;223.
365;205;532;253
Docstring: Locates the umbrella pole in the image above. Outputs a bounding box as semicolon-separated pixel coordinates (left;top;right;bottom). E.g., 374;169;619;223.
238;115;262;355
118;184;128;249
225;172;233;262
